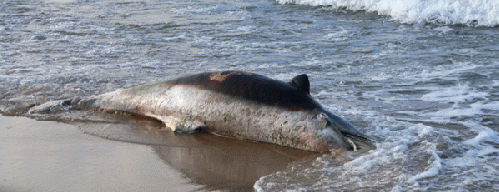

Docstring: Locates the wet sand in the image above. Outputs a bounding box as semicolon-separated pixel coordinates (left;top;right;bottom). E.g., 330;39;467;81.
0;115;316;191
0;115;202;192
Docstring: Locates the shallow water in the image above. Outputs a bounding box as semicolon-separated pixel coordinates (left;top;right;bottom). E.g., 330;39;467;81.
1;0;499;191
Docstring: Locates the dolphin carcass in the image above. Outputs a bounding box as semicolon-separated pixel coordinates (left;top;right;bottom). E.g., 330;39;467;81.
29;71;374;152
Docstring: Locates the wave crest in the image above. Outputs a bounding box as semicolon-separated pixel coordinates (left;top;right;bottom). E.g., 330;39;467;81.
277;0;499;26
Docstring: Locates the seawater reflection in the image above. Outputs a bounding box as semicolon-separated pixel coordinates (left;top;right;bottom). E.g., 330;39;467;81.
77;114;317;191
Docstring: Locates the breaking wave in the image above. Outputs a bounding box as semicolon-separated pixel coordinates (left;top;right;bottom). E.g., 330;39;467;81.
277;0;499;26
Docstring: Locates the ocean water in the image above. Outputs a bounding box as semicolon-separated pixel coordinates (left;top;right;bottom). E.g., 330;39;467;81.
1;0;498;191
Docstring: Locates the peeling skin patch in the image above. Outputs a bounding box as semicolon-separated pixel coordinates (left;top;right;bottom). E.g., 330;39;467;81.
208;71;254;82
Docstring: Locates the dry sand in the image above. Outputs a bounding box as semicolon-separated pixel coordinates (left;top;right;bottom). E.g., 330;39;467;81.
0;115;316;192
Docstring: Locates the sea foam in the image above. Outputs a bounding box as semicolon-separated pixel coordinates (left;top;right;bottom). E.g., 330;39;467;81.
276;0;499;26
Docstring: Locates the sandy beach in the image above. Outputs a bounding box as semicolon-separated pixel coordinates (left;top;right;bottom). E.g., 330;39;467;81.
0;115;203;192
0;115;316;192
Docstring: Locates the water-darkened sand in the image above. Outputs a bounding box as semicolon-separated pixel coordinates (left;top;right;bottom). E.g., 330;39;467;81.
0;115;203;191
0;115;316;191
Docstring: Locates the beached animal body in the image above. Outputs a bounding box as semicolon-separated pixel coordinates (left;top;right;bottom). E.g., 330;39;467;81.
29;71;373;152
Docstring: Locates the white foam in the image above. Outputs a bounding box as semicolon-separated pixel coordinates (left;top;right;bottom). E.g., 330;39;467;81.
255;104;497;191
324;28;349;41
404;62;479;82
479;101;499;111
353;121;442;186
171;5;217;15
462;121;498;146
236;26;256;34
417;124;434;138
422;84;488;103
277;0;499;26
433;26;453;33
408;149;442;183
371;72;392;81
421;84;498;118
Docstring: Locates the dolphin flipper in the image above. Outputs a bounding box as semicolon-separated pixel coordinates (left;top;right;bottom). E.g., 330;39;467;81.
156;116;206;133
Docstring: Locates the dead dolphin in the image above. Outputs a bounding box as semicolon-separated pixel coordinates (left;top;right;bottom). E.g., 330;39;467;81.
29;71;374;152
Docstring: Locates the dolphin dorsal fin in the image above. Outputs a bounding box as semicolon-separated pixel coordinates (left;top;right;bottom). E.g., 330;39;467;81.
289;74;310;94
